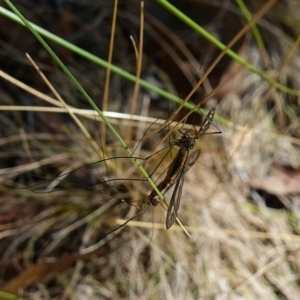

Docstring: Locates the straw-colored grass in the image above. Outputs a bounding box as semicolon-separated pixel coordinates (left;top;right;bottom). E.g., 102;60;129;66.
1;1;300;300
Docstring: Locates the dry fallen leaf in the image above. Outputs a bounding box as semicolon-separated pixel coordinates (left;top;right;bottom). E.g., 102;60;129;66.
249;164;300;196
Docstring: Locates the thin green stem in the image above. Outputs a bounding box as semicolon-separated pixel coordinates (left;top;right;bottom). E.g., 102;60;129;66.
155;0;299;96
0;6;203;112
236;0;265;49
0;5;230;125
3;0;167;205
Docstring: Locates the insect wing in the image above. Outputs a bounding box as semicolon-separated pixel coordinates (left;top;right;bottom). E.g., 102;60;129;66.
166;171;185;229
185;150;200;170
165;151;189;229
165;149;200;229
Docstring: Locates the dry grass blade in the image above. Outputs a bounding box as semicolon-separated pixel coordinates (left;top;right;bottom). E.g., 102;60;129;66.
2;1;300;300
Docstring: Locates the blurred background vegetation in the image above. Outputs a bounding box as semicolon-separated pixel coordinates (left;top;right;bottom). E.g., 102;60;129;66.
1;0;300;299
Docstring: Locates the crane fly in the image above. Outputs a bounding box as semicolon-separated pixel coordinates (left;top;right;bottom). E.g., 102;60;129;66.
148;108;216;229
18;108;216;234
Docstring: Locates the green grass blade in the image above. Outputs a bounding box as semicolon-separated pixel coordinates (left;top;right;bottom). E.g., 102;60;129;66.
236;0;265;49
0;5;230;125
0;5;205;114
2;0;168;205
156;0;299;96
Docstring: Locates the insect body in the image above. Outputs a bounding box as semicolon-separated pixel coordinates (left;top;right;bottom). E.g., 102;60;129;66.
148;108;216;229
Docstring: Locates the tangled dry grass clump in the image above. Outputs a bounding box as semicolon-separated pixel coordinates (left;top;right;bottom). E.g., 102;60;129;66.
1;0;300;299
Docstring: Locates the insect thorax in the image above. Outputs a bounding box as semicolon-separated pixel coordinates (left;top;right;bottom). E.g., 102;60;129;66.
176;133;195;151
